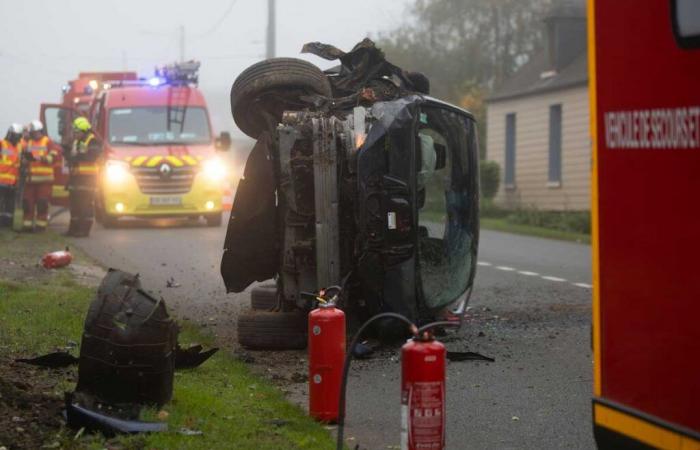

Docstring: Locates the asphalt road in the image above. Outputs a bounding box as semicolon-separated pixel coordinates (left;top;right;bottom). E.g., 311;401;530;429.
52;213;594;449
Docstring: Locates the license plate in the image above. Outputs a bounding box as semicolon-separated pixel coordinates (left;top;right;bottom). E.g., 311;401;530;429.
150;196;182;206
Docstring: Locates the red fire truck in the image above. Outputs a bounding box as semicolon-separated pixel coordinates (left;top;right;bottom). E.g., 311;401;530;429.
49;72;137;206
589;0;700;448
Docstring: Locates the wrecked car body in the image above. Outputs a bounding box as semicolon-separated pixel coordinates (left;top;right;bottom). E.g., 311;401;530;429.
221;40;479;349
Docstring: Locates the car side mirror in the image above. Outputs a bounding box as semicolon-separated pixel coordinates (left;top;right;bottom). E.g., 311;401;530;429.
216;131;231;151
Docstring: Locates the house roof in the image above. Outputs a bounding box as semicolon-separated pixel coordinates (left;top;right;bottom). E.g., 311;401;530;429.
487;51;587;102
488;0;588;103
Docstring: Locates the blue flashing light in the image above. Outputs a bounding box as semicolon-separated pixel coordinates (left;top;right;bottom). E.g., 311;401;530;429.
148;77;164;87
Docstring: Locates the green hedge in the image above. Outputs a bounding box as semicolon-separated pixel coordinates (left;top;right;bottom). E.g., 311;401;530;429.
481;204;590;235
479;160;500;201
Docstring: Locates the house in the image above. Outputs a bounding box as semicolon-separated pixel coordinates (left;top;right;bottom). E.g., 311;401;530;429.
486;2;589;211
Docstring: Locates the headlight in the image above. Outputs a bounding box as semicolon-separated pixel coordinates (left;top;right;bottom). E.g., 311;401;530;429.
201;158;226;182
105;160;129;184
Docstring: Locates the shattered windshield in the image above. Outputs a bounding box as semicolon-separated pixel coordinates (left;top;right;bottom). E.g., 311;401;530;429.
417;106;477;310
108;107;211;146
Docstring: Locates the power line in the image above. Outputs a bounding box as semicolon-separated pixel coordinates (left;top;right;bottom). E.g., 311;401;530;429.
192;0;240;38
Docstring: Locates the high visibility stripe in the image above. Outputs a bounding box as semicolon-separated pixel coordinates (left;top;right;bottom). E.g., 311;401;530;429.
0;173;16;183
35;220;48;227
30;167;54;175
52;185;69;197
587;0;602;398
75;166;98;175
132;156;148;167
594;404;700;450
166;155;184;167
181;155;198;166
146;156;163;167
29;176;54;182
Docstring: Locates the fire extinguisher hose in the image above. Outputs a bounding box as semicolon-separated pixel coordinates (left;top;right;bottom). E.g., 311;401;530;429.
335;314;460;450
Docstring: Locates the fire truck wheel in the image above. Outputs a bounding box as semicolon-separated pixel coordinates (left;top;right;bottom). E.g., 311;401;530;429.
205;213;222;227
230;58;332;139
251;283;278;310
237;310;307;350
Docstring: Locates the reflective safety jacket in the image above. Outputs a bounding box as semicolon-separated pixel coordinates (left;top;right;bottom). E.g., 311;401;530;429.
26;136;57;183
67;133;101;190
0;139;20;186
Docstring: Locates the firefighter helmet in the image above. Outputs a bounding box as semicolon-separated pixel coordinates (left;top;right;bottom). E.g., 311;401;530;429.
73;117;91;132
29;120;44;132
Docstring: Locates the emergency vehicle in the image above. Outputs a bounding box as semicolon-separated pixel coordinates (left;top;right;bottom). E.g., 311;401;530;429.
42;62;231;226
589;1;700;448
49;72;137;206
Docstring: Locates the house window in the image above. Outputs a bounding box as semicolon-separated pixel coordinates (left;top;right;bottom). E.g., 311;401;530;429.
548;104;562;186
505;113;516;188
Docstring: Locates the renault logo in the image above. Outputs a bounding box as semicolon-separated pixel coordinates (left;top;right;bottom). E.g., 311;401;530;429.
159;163;172;178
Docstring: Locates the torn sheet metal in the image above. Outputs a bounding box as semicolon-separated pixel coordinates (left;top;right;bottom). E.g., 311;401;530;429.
302;38;419;98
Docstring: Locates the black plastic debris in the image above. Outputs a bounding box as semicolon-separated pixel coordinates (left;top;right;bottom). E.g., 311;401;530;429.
76;268;178;407
446;351;495;363
65;393;166;436
15;351;79;368
175;344;219;369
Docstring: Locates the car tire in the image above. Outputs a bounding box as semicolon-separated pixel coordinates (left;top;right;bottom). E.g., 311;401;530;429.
230;58;332;139
251;283;278;310
237;310;307;350
205;213;222;227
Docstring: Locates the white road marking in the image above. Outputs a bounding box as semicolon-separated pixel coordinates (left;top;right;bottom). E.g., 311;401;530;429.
479;261;589;289
518;271;540;276
541;276;567;282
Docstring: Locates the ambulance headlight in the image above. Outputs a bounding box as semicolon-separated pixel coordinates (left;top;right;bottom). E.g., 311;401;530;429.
105;160;130;184
202;158;226;182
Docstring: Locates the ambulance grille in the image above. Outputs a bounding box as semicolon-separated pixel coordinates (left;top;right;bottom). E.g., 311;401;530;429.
132;166;195;194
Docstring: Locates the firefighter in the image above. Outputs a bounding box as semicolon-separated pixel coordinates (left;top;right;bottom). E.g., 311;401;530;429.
0;124;23;227
65;117;101;237
22;120;58;231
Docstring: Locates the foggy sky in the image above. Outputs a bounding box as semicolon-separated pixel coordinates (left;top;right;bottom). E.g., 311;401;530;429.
0;0;411;139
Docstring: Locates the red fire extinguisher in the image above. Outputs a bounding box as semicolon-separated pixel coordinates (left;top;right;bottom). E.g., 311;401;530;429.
41;247;73;269
308;301;346;422
401;333;446;450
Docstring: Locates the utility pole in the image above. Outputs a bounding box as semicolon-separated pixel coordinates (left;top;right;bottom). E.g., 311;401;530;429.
179;25;185;62
266;0;276;58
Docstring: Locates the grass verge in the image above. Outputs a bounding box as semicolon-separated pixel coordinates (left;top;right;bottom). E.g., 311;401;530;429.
0;229;335;450
480;217;590;244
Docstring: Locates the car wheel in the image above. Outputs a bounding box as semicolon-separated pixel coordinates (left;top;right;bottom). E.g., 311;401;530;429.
251;283;278;310
230;58;332;139
205;213;222;227
237;310;307;350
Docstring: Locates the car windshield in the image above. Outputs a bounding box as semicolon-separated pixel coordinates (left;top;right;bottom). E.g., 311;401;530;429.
108;106;211;145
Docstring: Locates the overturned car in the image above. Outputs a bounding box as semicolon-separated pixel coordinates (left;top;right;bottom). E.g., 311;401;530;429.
221;40;480;350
